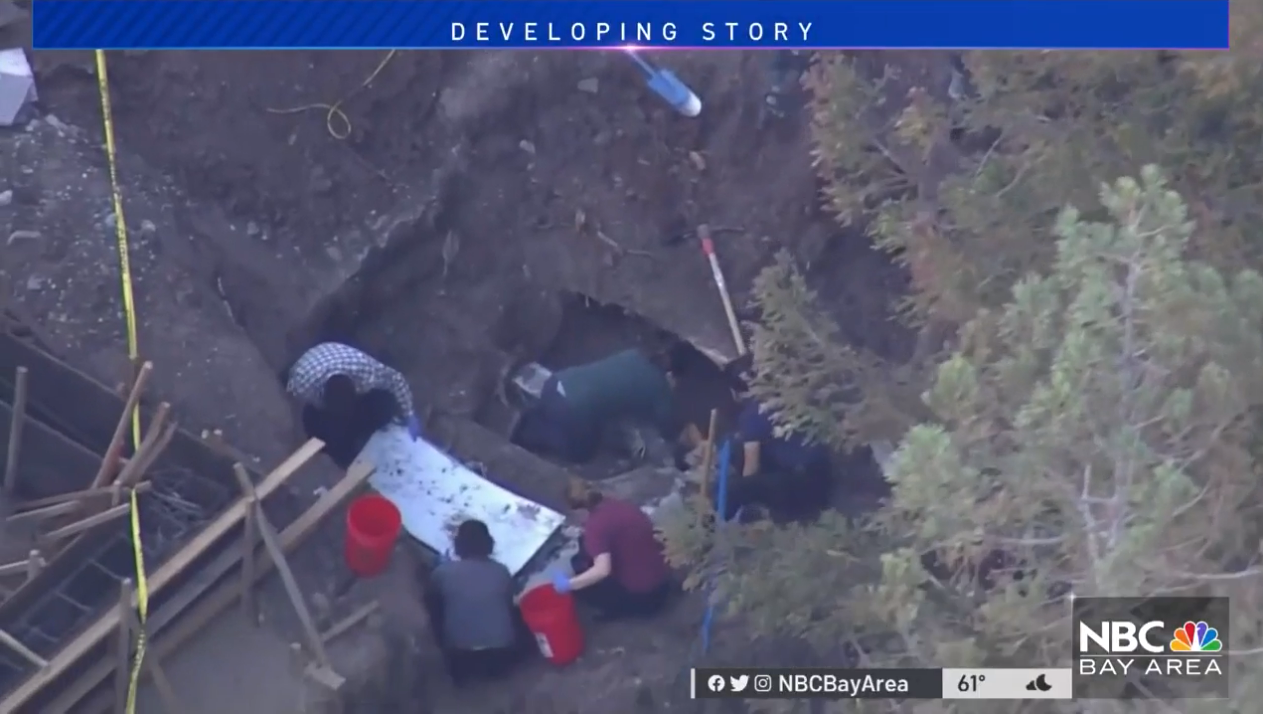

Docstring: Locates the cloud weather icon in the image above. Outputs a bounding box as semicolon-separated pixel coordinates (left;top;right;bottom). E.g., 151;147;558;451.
708;674;726;692
730;674;749;692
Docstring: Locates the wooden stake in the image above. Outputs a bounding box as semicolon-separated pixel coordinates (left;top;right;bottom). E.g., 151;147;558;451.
110;402;170;489
25;548;42;581
1;439;326;713
232;463;330;667
91;362;152;490
115;582;186;714
4;365;28;494
0;627;47;668
699;408;719;502
114;579;133;714
43;457;372;714
240;492;258;624
41;503;130;543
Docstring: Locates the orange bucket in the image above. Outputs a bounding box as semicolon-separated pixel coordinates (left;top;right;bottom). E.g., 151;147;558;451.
344;494;401;577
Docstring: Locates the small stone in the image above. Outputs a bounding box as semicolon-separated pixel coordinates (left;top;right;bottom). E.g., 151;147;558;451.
25;275;44;290
102;213;117;230
246;221;260;237
139;219;157;235
0;190;11;207
325;245;343;262
577;78;599;94
518;139;536;155
44;114;70;133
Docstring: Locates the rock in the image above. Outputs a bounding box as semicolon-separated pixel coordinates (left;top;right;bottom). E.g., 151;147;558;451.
577;77;599;94
518;139;536;155
44;114;71;134
102;213;117;230
138;219;157;236
0;189;11;207
246;221;260;237
25;275;44;290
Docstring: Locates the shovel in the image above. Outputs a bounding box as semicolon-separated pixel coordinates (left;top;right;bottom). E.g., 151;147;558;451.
623;49;702;117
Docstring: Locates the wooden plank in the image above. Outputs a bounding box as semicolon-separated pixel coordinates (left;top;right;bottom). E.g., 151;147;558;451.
0;626;47;668
4;365;28;493
16;482;150;511
90;362;152;490
231;464;328;666
0;438;325;712
0;558;36;577
319;601;379;645
44;458;374;714
0;397;103;501
41;503;130;543
7;500;79;524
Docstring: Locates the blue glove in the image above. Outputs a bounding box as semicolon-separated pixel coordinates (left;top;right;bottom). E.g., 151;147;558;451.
550;571;572;594
406;414;421;441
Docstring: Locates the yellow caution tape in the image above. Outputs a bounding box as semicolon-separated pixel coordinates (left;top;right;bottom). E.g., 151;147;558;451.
94;49;148;714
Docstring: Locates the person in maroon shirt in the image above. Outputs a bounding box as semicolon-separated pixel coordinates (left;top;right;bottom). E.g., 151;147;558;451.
552;479;673;619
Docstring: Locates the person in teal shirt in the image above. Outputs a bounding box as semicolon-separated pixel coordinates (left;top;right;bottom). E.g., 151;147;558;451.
515;345;703;463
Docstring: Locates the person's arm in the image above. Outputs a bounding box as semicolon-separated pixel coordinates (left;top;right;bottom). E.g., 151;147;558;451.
742;440;761;477
569;553;612;590
380;365;416;420
569;524;613;590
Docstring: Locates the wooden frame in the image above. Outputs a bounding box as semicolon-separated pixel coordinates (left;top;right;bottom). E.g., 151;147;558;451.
0;438;325;712
46;458;373;714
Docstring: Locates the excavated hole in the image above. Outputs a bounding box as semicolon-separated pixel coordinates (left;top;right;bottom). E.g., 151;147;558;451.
508;291;739;481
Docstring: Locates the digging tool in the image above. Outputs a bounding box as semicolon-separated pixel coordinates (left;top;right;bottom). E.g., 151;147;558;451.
622;49;702;117
697;225;747;357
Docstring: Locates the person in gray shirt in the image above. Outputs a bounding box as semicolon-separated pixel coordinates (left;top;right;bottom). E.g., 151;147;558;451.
423;519;531;686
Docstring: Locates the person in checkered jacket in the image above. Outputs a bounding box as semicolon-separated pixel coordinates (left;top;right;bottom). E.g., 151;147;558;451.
282;342;421;467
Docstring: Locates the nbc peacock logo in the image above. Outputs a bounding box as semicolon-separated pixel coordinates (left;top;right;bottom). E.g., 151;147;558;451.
1170;621;1222;652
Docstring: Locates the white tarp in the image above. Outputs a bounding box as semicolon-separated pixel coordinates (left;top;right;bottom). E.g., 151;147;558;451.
0;48;35;127
357;424;566;575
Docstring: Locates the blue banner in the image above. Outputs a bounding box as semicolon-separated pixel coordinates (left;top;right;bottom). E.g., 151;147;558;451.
33;0;1228;50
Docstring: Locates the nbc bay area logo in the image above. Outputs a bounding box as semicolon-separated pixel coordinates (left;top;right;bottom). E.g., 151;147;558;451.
1078;618;1223;677
1170;621;1222;652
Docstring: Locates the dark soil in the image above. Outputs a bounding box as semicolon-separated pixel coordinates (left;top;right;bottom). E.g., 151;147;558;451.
17;48;916;712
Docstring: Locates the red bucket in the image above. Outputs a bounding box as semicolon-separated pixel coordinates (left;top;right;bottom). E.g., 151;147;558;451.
344;494;402;577
519;585;584;666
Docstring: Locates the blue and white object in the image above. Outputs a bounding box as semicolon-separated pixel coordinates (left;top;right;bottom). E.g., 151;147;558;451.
624;49;702;117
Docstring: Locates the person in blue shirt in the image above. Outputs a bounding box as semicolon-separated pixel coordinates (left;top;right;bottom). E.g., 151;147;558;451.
720;398;834;522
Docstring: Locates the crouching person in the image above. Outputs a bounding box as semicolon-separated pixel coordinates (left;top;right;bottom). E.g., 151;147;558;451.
551;480;673;620
424;520;531;686
514;345;703;464
722;398;834;523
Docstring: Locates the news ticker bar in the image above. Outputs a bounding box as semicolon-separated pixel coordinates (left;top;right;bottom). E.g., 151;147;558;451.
691;668;1074;700
32;0;1228;50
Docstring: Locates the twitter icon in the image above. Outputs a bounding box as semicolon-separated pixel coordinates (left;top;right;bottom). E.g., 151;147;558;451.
730;674;749;692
